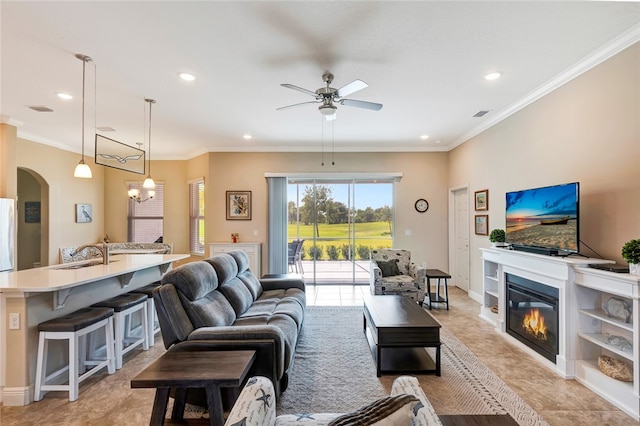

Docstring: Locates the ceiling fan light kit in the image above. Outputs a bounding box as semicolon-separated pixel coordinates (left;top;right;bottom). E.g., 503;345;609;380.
278;72;383;121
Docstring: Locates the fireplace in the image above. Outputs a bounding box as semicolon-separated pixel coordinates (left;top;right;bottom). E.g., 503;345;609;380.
506;273;559;363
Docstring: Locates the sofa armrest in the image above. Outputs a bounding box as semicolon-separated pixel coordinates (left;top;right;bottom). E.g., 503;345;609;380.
188;325;287;378
391;376;442;425
225;376;277;426
410;263;427;291
260;277;306;292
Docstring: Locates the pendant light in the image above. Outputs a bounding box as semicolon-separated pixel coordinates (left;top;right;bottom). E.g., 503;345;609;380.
73;54;93;178
143;98;156;189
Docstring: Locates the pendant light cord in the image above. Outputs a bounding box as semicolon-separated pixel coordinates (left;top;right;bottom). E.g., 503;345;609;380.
81;57;86;160
148;100;152;177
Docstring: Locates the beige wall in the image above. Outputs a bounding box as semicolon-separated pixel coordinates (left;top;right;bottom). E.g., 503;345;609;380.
449;42;640;298
104;159;191;254
205;151;450;273
16;139;105;265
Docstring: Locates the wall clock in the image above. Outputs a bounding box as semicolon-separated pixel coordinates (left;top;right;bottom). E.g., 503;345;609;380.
415;198;429;213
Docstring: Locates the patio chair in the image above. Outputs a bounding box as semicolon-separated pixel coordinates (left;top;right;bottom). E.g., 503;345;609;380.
370;248;426;304
288;239;305;274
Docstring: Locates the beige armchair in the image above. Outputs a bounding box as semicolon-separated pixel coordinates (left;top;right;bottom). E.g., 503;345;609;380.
370;249;426;304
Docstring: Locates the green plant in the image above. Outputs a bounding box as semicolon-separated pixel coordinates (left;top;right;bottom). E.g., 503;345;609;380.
622;239;640;264
489;228;506;243
357;245;371;260
326;245;340;260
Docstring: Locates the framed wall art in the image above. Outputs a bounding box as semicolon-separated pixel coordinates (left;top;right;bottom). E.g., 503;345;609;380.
474;189;489;211
25;201;41;223
226;191;251;220
95;134;145;174
76;203;93;223
475;214;488;235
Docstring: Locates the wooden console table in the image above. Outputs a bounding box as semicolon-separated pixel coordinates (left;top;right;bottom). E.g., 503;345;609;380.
131;350;256;426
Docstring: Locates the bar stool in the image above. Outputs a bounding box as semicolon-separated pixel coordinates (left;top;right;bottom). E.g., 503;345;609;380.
34;307;116;402
130;281;161;347
92;293;148;369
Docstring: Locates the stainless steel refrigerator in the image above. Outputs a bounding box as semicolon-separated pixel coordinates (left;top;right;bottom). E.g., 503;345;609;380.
0;198;16;271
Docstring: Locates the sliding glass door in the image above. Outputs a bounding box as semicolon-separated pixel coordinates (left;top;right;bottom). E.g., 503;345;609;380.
287;178;394;284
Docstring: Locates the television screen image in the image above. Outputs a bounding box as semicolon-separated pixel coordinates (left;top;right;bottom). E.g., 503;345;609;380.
505;182;579;253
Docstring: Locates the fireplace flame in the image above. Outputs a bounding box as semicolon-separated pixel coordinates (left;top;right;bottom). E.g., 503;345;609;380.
523;308;548;341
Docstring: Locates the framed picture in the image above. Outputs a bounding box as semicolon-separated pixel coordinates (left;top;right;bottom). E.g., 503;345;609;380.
226;191;251;220
76;203;93;223
474;189;489;211
475;214;488;235
95;134;145;174
24;201;41;223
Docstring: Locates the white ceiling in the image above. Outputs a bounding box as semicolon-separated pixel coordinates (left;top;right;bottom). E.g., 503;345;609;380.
2;1;639;160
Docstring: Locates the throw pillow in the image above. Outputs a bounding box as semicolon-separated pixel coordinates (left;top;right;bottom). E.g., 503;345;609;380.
328;394;419;426
378;259;401;277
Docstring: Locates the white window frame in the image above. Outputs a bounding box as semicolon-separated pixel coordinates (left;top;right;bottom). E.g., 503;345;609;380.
189;178;205;256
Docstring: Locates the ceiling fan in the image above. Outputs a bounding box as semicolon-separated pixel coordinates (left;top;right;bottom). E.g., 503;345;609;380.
277;73;383;121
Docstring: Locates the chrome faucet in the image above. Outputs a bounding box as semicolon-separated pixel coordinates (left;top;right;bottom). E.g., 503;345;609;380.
72;242;110;265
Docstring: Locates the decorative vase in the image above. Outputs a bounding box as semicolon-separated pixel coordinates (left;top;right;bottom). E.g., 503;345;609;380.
629;263;640;276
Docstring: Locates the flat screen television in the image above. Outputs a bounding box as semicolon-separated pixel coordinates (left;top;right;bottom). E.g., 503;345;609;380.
505;182;579;255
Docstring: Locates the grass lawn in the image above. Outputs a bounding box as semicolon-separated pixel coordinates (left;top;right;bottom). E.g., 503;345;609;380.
288;221;392;260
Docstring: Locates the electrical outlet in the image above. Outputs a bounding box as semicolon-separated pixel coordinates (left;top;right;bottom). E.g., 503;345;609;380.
405;229;412;236
253;229;258;236
9;313;20;330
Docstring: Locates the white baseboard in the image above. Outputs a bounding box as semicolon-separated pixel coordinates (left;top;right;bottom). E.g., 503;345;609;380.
2;385;31;406
468;290;482;304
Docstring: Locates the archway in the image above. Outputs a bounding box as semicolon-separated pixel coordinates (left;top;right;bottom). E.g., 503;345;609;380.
17;168;49;269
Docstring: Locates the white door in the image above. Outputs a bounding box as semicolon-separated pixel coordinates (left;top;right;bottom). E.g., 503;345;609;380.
450;186;469;292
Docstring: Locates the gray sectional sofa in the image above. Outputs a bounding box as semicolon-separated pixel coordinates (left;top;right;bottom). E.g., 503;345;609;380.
152;250;306;401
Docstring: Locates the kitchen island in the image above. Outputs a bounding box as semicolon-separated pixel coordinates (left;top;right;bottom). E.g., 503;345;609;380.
0;253;189;406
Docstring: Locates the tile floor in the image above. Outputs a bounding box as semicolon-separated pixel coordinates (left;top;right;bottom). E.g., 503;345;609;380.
305;285;636;425
1;285;636;425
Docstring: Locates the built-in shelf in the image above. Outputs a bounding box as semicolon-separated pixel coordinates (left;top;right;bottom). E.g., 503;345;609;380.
577;332;634;361
480;248;640;421
578;309;633;332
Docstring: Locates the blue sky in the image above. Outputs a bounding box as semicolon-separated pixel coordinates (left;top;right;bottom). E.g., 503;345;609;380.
288;183;393;210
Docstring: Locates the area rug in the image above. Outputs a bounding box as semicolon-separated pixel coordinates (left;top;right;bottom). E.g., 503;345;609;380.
277;306;548;426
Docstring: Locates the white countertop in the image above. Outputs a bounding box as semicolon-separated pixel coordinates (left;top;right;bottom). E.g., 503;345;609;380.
0;254;189;293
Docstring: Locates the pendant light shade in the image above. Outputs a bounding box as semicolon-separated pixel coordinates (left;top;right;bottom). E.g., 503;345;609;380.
143;98;156;189
74;53;93;178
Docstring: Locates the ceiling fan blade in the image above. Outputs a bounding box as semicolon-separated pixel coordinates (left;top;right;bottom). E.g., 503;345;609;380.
276;101;320;111
281;83;318;98
340;99;383;111
336;79;367;98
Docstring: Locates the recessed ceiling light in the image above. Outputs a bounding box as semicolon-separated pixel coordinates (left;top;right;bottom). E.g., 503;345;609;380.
484;72;502;81
243;134;252;140
179;72;196;81
56;92;73;100
420;134;429;140
435;140;442;144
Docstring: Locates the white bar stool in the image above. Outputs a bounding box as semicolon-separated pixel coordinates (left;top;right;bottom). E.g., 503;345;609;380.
93;293;148;370
34;307;116;402
130;281;162;347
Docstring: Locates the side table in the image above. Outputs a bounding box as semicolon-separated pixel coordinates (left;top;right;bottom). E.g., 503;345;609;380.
131;349;256;426
425;269;451;310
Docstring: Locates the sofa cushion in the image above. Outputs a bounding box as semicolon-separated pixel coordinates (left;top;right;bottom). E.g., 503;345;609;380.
178;290;237;328
244;294;305;330
219;277;255;315
162;261;219;301
328;394;419;426
234;313;299;369
378;259;401;277
238;272;263;300
206;253;239;284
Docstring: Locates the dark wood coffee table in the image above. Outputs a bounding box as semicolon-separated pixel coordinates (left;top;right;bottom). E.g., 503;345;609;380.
363;294;441;377
131;349;256;426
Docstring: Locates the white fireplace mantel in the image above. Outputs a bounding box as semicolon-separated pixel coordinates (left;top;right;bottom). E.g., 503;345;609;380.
479;247;640;421
479;247;607;378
